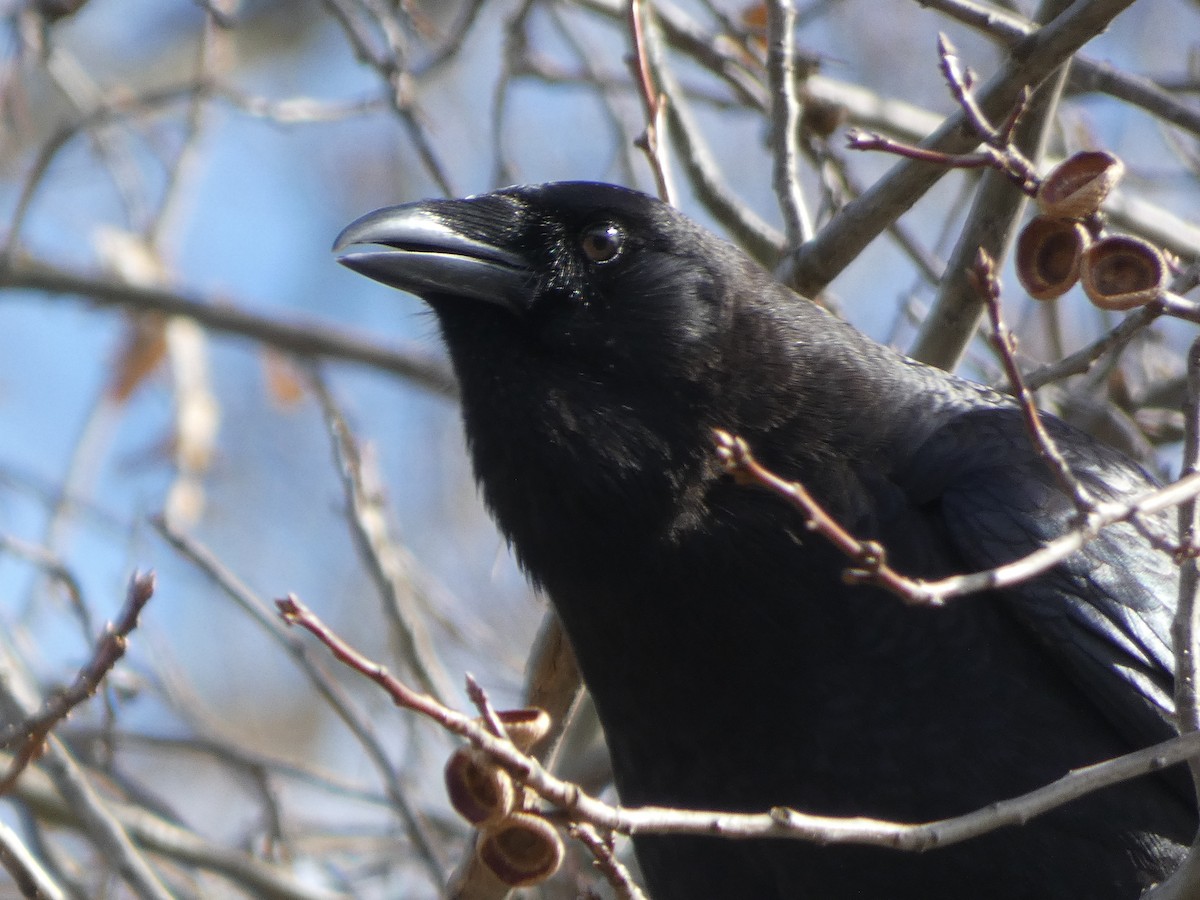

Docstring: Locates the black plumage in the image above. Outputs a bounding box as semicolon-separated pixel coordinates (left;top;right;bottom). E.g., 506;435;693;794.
335;182;1197;898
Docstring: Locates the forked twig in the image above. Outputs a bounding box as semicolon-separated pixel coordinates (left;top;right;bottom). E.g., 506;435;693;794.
277;594;1200;858
0;573;155;795
971;249;1095;516
714;430;1200;606
846;33;1040;195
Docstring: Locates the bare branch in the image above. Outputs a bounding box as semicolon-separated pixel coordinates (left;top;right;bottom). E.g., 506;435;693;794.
910;4;1071;370
309;369;457;705
0;822;64;900
973;250;1094;514
780;0;1137;298
766;0;813;246
277;594;1200;855
628;0;675;203
7;754;348;900
0;573;154;794
714;429;1200;606
570;822;647;900
155;519;449;888
921;0;1200;140
1174;338;1200;779
0;257;457;396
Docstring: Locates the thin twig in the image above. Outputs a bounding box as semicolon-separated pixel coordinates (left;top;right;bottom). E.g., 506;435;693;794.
546;5;641;185
1174;338;1200;790
973;250;1094;515
154;520;448;888
319;0;454;194
309;368;456;705
937;33;996;141
628;0;675;204
570;822;648;900
0;822;64;900
0;256;457;396
713;430;915;599
465;674;508;742
446;614;585;900
780;0;1137;298
6;753;347;900
414;0;487;76
908;1;1071;371
0;534;92;639
844;131;1000;172
0;583;173;900
639;10;784;265
714;430;1200;606
277;594;1200;853
0;573;155;794
1;78;388;265
766;0;813;246
920;0;1200;139
1021;303;1164;390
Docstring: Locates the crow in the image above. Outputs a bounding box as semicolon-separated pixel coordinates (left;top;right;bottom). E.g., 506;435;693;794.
335;182;1197;898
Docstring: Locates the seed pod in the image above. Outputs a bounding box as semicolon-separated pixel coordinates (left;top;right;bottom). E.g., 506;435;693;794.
1015;216;1089;301
1081;234;1167;311
1036;151;1124;220
800;95;848;140
490;707;552;753
444;747;516;827
477;812;565;888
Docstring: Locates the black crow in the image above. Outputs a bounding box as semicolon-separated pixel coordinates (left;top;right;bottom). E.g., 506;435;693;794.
335;182;1196;898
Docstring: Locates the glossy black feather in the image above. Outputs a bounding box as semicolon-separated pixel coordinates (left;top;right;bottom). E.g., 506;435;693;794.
337;182;1197;898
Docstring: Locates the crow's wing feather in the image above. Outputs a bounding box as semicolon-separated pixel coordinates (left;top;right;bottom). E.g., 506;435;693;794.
905;406;1179;754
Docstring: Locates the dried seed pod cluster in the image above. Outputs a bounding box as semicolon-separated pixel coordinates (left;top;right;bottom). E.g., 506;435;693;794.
1016;151;1166;310
443;707;564;887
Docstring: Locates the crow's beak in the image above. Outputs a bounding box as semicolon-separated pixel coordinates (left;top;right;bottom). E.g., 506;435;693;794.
334;202;532;313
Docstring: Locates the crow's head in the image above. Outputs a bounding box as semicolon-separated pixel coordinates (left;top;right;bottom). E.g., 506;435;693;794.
335;182;766;389
334;183;833;573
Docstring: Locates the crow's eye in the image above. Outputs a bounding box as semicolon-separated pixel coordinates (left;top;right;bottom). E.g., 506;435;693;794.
580;223;624;264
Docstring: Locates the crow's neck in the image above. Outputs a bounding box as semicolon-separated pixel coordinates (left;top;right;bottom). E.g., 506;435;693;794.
442;295;979;588
718;294;972;484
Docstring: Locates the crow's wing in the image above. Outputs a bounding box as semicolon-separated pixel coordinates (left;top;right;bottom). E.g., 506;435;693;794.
901;407;1179;756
